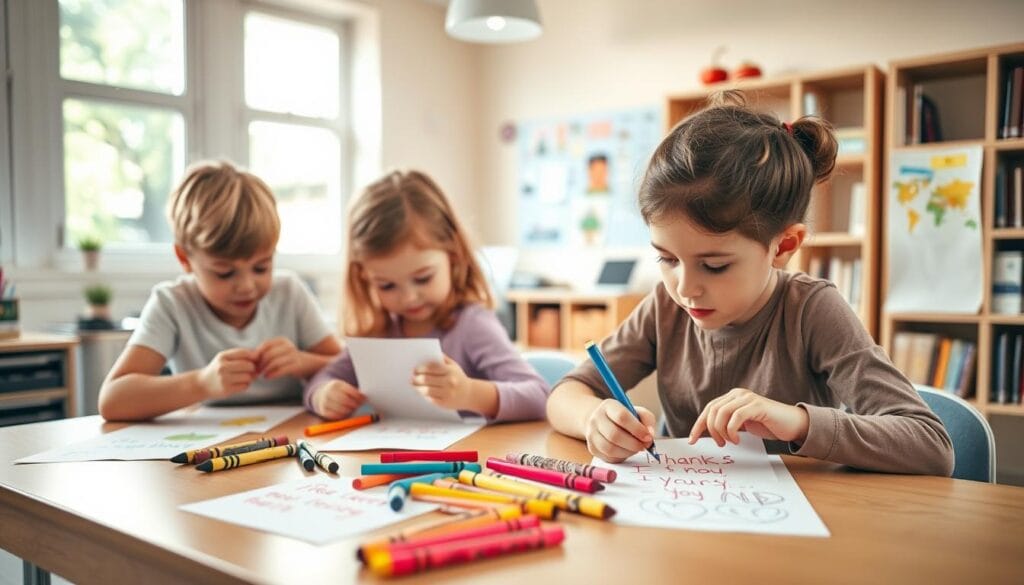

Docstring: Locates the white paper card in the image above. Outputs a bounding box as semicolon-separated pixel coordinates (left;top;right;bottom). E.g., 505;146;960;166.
319;418;484;452
16;425;241;463
156;405;304;432
346;337;463;422
595;437;829;537
180;475;438;545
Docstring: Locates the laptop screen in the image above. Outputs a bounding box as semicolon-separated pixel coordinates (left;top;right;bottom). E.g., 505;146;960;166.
596;260;636;286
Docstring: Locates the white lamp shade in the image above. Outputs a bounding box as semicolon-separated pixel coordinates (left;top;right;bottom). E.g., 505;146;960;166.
445;0;542;44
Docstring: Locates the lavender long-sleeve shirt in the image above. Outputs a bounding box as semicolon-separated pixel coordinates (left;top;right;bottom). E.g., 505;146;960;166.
305;304;550;422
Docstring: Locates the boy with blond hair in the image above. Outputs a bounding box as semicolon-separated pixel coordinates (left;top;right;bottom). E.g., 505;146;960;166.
99;161;340;421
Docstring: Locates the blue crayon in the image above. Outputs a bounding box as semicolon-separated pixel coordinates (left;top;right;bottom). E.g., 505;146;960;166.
361;461;482;476
585;340;661;462
386;472;451;512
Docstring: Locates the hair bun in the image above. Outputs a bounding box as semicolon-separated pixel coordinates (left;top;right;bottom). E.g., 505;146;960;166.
790;117;838;184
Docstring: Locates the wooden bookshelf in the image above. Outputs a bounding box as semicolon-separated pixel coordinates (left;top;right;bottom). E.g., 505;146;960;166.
881;42;1024;418
666;65;884;338
505;289;643;354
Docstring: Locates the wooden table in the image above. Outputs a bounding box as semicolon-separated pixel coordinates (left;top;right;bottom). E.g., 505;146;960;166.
1;414;1023;584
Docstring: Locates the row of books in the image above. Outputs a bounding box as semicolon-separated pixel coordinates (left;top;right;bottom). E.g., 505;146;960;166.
993;331;1024;405
890;332;976;398
1000;65;1024;140
994;160;1024;228
993;250;1024;314
806;257;862;309
908;84;942;145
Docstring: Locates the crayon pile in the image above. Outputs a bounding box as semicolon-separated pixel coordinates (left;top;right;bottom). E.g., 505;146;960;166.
354;450;618;577
169;435;342;475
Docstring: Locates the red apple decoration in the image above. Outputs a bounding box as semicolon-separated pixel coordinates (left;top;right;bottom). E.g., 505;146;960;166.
733;62;762;80
700;67;729;85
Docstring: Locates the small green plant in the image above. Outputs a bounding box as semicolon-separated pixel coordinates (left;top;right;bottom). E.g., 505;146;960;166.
83;284;112;306
77;236;103;252
580;210;601;232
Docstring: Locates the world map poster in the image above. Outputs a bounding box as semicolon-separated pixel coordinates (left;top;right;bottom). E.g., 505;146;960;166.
885;146;983;313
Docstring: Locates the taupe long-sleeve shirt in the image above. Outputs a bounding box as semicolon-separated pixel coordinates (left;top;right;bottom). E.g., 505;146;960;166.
562;270;954;476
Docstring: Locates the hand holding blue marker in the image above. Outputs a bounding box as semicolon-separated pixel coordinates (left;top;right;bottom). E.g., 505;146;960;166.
585;340;661;462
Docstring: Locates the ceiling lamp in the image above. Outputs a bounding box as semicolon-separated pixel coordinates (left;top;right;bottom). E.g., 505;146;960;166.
445;0;543;44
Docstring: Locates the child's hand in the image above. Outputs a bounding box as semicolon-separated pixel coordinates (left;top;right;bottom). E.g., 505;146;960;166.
255;337;302;379
688;387;810;447
412;356;471;411
312;380;367;420
584;399;658;463
199;348;258;398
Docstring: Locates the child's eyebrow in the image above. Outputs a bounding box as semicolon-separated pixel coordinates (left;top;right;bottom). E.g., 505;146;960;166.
650;242;733;259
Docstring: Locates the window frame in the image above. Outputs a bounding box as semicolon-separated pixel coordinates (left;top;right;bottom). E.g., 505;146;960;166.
7;0;357;272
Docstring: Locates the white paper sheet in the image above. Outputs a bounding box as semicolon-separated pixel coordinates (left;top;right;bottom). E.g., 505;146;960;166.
16;425;242;463
180;475;438;545
345;337;463;422
318;418;484;451
595;436;829;537
885;146;983;313
155;405;304;432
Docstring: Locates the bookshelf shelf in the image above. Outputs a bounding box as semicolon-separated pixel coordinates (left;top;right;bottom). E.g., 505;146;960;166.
805;232;864;247
667;65;883;338
883;43;1024;418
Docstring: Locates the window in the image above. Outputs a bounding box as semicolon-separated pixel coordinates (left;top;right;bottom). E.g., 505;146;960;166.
35;0;352;259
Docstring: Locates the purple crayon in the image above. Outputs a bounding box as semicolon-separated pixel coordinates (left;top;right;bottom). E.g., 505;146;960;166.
505;452;617;483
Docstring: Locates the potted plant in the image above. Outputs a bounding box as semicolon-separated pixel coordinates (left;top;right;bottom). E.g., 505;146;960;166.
580;208;602;245
83;284;113;322
77;236;103;271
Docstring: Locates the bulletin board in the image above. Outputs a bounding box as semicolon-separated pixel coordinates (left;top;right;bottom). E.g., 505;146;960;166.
517;107;663;248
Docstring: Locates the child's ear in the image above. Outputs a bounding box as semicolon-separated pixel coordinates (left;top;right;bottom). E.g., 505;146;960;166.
772;223;807;268
173;245;193;273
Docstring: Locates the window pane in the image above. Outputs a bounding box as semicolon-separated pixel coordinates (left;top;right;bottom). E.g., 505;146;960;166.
249;121;342;254
64;98;185;246
245;12;340;119
59;0;185;95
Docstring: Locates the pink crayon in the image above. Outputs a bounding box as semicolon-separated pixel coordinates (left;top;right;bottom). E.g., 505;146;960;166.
366;515;540;564
367;525;565;577
380;450;478;463
487;457;604;493
505;452;617;483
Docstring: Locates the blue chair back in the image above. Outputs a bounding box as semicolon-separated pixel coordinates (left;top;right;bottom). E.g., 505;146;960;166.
915;385;996;483
523;351;578;387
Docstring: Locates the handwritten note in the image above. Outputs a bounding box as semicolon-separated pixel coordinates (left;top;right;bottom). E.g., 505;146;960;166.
319;418;484;451
180;475;438;545
346;337;463;422
156;405;304;432
595;436;829;537
16;425;241;463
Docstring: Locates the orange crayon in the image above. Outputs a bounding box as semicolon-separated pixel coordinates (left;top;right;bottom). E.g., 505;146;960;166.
304;413;379;437
352;473;417;490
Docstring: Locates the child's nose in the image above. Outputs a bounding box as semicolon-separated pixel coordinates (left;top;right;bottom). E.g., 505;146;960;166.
677;269;701;299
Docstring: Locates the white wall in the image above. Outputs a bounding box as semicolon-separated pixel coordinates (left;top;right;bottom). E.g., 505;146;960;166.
473;0;1024;286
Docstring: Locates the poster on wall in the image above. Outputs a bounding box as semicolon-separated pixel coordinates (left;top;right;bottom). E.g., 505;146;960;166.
517;107;662;248
885;145;983;313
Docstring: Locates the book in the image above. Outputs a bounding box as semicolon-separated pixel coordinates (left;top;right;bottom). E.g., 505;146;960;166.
1012;333;1022;405
995;160;1007;228
956;342;977;399
908;333;938;385
992;250;1023;314
848;182;866;236
932;337;952;388
1002;72;1015;139
919;93;942;143
1016;164;1023;229
892;332;913;376
835;127;867;155
1010;66;1023;139
944;338;964;393
996;332;1009;404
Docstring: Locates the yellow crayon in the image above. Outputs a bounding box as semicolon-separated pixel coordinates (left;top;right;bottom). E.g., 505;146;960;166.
196;444;298;473
458;470;615;520
410;482;559;520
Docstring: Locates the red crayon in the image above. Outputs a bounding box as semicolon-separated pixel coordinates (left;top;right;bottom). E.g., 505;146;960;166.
505;452;617;483
380;450;478;463
367;525;565;577
363;515;541;565
486;457;604;493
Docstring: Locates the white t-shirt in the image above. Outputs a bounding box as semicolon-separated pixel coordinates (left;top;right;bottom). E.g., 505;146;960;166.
128;270;334;405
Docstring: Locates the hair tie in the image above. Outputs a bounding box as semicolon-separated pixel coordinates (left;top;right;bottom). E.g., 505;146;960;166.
782;122;793;135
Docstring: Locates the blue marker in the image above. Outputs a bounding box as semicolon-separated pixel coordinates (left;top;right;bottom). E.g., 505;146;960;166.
585;340;661;462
